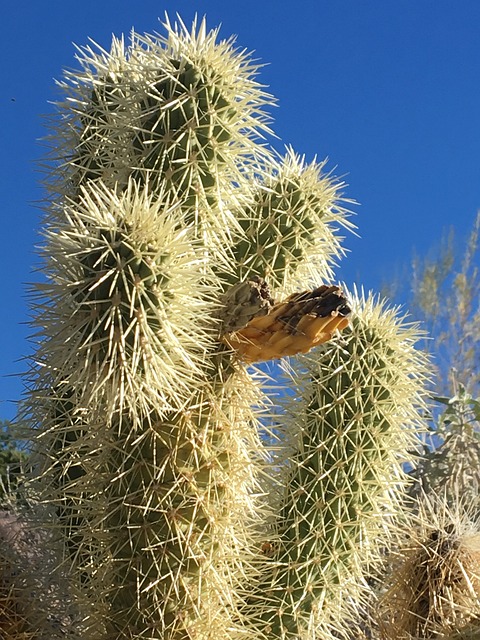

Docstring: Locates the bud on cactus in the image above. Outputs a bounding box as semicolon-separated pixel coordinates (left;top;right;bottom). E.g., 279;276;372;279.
224;284;350;363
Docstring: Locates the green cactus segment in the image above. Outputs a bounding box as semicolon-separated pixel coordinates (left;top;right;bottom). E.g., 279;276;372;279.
72;74;132;191
51;17;273;250
98;383;264;639
77;58;226;202
76;223;166;355
251;293;429;639
130;59;237;201
231;150;354;289
35;181;217;402
33;177;221;584
30;177;222;588
35;374;264;639
33;370;261;640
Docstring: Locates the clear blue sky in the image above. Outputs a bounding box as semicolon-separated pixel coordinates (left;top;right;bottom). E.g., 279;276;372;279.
2;1;480;420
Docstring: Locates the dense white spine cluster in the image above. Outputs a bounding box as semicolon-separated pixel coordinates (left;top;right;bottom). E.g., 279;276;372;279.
379;494;480;639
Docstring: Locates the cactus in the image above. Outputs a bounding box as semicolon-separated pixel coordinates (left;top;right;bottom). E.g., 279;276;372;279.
378;495;480;639
245;292;429;639
26;15;430;640
378;385;480;640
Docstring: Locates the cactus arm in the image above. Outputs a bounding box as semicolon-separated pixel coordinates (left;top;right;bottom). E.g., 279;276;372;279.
229;150;355;291
246;292;429;638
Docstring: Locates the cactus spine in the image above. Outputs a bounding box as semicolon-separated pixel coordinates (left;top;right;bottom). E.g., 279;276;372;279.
27;15;429;640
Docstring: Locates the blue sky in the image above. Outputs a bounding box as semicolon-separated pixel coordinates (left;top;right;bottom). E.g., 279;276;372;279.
2;1;480;419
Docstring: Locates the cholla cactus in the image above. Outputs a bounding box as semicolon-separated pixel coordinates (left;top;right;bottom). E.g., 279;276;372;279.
379;385;480;640
26;15;429;640
246;292;429;639
378;495;480;640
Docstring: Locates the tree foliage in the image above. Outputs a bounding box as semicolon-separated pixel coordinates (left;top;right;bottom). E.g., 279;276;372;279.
0;421;29;498
385;211;480;397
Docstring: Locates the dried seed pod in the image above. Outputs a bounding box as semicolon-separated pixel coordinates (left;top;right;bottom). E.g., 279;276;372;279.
223;284;350;363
